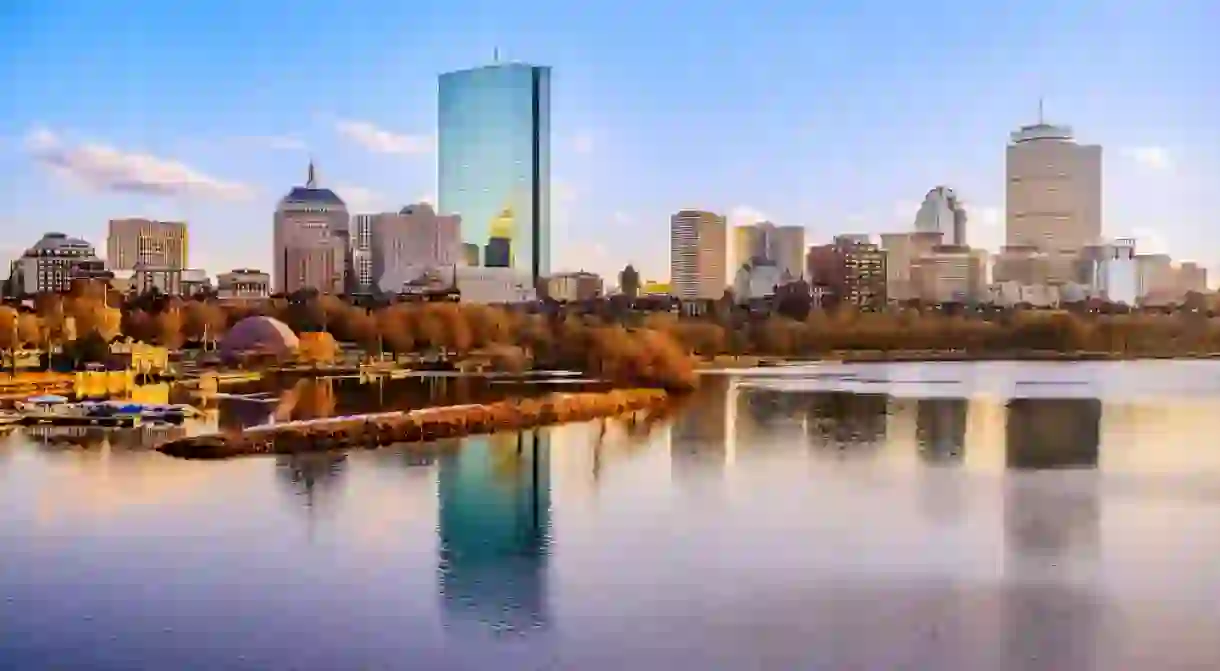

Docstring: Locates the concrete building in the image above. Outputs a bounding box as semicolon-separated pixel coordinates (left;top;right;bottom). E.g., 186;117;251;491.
806;235;887;307
357;204;462;294
881;231;944;303
545;271;603;302
913;187;968;246
732;221;805;280
1077;238;1137;304
120;265;211;296
439;62;551;282
217;268;271;300
911;245;988;304
1006;115;1102;253
107;218;188;271
1177;262;1208;296
383;265;536;304
988;282;1062;308
1135;253;1174;304
273;160;349;294
733;263;785;304
7;232;108;296
670;210;728;300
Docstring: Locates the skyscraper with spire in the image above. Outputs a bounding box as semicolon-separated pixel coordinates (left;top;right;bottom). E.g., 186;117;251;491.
438;61;551;282
273;159;350;294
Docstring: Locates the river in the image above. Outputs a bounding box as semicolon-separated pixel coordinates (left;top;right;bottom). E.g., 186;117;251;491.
2;361;1219;669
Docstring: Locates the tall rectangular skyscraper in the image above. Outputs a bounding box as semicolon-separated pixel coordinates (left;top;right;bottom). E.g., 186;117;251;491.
439;63;551;282
1006;121;1102;253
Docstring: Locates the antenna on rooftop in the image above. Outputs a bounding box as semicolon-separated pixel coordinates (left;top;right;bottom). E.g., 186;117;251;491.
494;47;500;63
1038;97;1045;124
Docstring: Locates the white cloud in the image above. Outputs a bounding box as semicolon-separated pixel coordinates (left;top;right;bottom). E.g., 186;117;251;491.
729;205;769;226
1122;146;1173;171
334;119;432;155
974;205;1002;228
334;184;391;213
25;126;252;200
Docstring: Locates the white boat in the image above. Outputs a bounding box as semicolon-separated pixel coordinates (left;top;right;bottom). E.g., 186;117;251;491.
14;395;86;417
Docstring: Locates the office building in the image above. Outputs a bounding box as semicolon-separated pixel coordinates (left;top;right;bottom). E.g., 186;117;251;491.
359;203;461;292
670;210;728;300
881;231;944;303
732;221;806;279
439;62;551;282
910;245;988;304
1077;239;1137;304
1135;253;1174;304
806;235;887;307
107;218;188;271
1006;114;1102;253
273;161;350;294
1177;262;1208;296
7;232;108;296
913;186;967;246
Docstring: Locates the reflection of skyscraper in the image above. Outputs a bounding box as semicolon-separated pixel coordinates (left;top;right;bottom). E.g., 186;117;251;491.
438;63;551;282
1005;398;1100;470
804;392;889;450
915;398;968;463
276;453;348;515
1002;397;1102;670
670;376;729;478
437;430;551;633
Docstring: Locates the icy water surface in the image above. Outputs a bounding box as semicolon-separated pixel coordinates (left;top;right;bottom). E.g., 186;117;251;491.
2;361;1220;670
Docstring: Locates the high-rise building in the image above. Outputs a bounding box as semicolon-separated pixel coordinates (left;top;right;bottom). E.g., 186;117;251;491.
1006;115;1102;253
107;218;188;271
881;231;944;302
669;210;727;300
439;62;551;282
731;222;805;279
913;186;967;247
365;203;461;294
273;160;349;294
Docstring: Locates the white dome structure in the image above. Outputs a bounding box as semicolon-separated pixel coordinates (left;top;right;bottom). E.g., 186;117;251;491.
218;316;300;359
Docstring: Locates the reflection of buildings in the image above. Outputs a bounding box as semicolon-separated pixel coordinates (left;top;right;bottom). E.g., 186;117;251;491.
1002;396;1102;670
437;430;551;632
916;398;968;463
670;376;730;477
804;392;889;450
1005;398;1100;470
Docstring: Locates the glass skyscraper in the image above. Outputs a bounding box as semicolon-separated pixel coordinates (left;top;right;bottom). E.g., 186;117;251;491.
438;63;551;281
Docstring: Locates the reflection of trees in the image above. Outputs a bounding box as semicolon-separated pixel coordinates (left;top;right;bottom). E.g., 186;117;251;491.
437;431;550;633
916;399;968;463
274;378;337;422
670;376;729;473
1005;399;1101;470
804;392;889;450
275;452;349;515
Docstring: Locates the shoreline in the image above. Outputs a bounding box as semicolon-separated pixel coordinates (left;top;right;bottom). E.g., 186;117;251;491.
699;350;1220;368
157;389;671;459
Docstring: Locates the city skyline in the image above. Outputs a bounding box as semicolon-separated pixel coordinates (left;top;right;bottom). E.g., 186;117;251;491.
2;1;1217;283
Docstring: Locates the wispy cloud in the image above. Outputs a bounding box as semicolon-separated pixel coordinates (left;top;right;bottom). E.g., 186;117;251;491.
25;126;252;200
334;119;432;155
1122;146;1173;171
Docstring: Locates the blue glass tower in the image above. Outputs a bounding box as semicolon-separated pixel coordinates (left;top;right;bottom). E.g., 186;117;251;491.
438;63;551;282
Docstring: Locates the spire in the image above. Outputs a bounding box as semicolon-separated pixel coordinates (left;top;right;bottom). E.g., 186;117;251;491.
306;157;317;188
1037;97;1044;124
494;47;500;63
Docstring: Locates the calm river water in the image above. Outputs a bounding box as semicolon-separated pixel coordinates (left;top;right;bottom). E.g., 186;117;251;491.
3;361;1220;670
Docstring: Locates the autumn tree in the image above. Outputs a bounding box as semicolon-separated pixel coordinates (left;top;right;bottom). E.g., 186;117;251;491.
153;309;184;349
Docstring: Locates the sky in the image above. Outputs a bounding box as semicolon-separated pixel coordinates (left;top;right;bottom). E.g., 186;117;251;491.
1;0;1218;283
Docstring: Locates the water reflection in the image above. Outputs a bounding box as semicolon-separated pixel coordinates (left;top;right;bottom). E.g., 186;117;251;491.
276;452;349;515
916;398;968;463
1006;398;1102;470
437;430;551;634
670;378;730;477
804;392;889;451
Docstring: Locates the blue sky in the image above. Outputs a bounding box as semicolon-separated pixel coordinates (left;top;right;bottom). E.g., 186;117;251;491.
1;0;1217;282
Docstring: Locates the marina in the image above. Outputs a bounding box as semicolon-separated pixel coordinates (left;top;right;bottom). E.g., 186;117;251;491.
3;394;202;428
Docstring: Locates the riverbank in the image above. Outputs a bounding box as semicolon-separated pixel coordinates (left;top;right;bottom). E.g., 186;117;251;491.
157;389;671;459
804;350;1220;363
